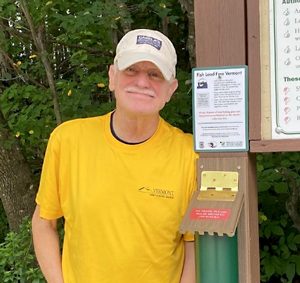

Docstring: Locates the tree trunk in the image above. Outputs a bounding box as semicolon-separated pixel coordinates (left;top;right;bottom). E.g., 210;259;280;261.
20;0;62;125
0;112;36;231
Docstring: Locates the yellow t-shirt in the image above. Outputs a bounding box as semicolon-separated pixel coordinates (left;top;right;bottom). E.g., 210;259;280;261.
36;113;198;283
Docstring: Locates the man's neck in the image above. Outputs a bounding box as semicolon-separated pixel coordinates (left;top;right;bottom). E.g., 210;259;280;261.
111;110;160;144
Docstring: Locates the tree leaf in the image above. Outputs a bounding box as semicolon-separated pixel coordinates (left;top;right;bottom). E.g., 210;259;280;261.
271;225;284;236
274;182;288;194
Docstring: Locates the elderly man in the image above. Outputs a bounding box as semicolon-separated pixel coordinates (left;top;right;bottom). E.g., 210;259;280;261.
32;29;197;283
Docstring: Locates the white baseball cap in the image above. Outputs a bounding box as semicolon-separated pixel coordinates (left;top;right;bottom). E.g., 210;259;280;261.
113;29;177;81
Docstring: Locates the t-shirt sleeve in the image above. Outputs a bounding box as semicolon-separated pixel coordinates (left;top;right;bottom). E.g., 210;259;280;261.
36;129;64;219
183;152;199;242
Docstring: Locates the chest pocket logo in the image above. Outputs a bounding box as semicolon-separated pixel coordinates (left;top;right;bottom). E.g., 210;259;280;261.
138;187;175;199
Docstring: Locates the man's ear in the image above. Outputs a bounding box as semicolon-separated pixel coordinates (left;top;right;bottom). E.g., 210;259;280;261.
165;79;178;103
108;65;116;91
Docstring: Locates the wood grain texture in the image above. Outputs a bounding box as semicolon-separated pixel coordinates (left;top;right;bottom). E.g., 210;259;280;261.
251;139;300;152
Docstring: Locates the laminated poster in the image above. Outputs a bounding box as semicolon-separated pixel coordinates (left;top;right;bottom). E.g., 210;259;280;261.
192;66;248;152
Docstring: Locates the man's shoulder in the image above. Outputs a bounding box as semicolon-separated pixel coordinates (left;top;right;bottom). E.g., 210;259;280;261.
160;118;194;149
45;115;109;149
161;119;193;139
52;114;108;137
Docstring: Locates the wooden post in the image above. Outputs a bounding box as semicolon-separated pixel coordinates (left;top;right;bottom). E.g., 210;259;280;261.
194;1;260;282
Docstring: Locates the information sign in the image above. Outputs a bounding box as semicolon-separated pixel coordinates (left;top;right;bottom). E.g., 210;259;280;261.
270;0;300;138
192;66;248;152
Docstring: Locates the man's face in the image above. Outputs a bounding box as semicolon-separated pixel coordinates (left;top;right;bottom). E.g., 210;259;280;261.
108;61;178;116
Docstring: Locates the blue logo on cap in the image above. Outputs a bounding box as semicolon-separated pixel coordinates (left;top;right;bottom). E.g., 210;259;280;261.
136;35;162;50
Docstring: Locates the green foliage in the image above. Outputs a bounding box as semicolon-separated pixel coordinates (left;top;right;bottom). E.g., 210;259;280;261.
0;218;45;283
258;152;300;283
0;84;56;168
161;69;192;133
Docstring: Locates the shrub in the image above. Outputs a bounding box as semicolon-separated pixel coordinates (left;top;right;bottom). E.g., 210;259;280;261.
258;152;300;283
0;218;45;283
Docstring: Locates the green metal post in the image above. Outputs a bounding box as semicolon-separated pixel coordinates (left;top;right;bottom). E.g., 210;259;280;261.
195;232;239;283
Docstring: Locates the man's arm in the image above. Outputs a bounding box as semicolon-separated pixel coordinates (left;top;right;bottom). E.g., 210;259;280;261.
180;241;196;283
32;205;64;283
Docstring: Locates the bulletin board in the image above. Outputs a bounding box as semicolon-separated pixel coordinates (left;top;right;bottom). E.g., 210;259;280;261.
251;0;300;152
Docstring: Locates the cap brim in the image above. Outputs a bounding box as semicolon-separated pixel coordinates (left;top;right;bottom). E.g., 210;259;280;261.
115;52;173;81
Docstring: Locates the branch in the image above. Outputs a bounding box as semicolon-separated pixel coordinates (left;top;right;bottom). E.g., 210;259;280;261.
20;0;62;125
0;21;32;43
0;15;30;32
48;38;113;56
0;47;46;89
